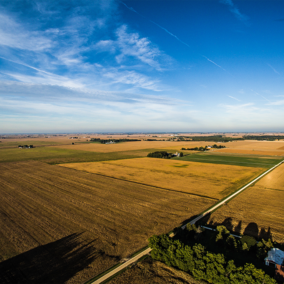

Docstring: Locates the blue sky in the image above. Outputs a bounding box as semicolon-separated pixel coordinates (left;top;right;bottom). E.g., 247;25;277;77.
0;0;284;133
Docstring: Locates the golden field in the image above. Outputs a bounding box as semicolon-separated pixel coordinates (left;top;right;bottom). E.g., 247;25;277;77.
215;141;284;156
207;163;284;242
60;158;264;200
51;140;284;156
0;161;213;284
53;141;212;153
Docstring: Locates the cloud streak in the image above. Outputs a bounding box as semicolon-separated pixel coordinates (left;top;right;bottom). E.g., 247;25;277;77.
203;56;227;72
119;1;190;48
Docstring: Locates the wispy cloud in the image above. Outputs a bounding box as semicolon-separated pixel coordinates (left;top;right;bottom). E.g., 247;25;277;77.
228;95;241;101
267;63;280;75
103;69;161;91
219;0;249;23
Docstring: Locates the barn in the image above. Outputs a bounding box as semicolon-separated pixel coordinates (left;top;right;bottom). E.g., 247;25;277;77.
265;248;284;268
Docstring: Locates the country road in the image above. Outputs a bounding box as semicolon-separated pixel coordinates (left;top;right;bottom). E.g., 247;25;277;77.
87;159;283;284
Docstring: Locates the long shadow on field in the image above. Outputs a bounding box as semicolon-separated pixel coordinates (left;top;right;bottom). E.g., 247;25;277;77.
0;233;109;284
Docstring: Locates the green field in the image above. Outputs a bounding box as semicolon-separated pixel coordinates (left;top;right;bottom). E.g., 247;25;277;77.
0;147;145;164
0;140;62;148
173;153;282;168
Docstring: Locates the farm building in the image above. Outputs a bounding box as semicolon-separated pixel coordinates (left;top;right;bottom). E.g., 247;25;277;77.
265;248;284;267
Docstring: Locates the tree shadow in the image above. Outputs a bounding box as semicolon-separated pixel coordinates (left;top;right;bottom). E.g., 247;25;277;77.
0;232;116;284
208;218;273;241
243;222;259;238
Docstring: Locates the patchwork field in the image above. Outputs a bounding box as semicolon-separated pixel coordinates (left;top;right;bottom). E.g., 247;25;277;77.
0;161;214;284
206;163;284;242
60;158;265;200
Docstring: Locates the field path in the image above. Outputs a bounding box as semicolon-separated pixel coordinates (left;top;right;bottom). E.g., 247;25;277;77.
86;159;284;284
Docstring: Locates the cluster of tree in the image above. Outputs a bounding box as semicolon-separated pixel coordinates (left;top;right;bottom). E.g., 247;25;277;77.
212;144;226;149
181;146;209;151
100;139;141;144
147;151;184;158
189;136;243;142
176;224;278;266
243;135;284;141
148;230;277;284
18;145;34;148
147;151;171;158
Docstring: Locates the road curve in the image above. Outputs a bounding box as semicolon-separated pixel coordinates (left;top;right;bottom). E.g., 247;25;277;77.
87;160;283;284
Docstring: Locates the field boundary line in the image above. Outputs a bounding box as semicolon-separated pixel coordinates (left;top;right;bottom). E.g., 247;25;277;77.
85;159;283;284
67;169;219;201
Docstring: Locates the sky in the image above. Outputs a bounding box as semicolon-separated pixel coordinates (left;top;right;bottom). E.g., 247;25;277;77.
0;0;284;133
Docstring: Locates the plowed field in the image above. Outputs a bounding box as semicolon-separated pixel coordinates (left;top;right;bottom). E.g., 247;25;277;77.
0;161;213;284
207;163;284;242
60;158;264;200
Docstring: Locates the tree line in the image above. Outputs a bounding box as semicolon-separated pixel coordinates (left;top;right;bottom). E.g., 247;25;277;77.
148;225;279;283
147;151;183;158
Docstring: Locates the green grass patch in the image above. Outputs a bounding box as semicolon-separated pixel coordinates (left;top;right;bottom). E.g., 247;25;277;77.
173;153;282;168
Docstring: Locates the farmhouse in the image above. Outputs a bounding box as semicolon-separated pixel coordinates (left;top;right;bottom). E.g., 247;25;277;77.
265;248;284;267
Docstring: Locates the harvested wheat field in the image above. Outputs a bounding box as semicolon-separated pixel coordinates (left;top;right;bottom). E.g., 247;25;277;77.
214;141;284;156
109;258;204;284
53;141;211;153
0;161;214;284
60;158;264;200
206;163;284;242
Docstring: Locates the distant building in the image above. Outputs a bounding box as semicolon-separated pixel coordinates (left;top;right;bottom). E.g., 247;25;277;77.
265;248;284;268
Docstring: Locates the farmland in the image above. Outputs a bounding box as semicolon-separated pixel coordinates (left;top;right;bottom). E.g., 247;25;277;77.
175;153;282;168
0;147;146;164
53;140;211;153
60;157;265;200
0;161;214;284
206;163;284;242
